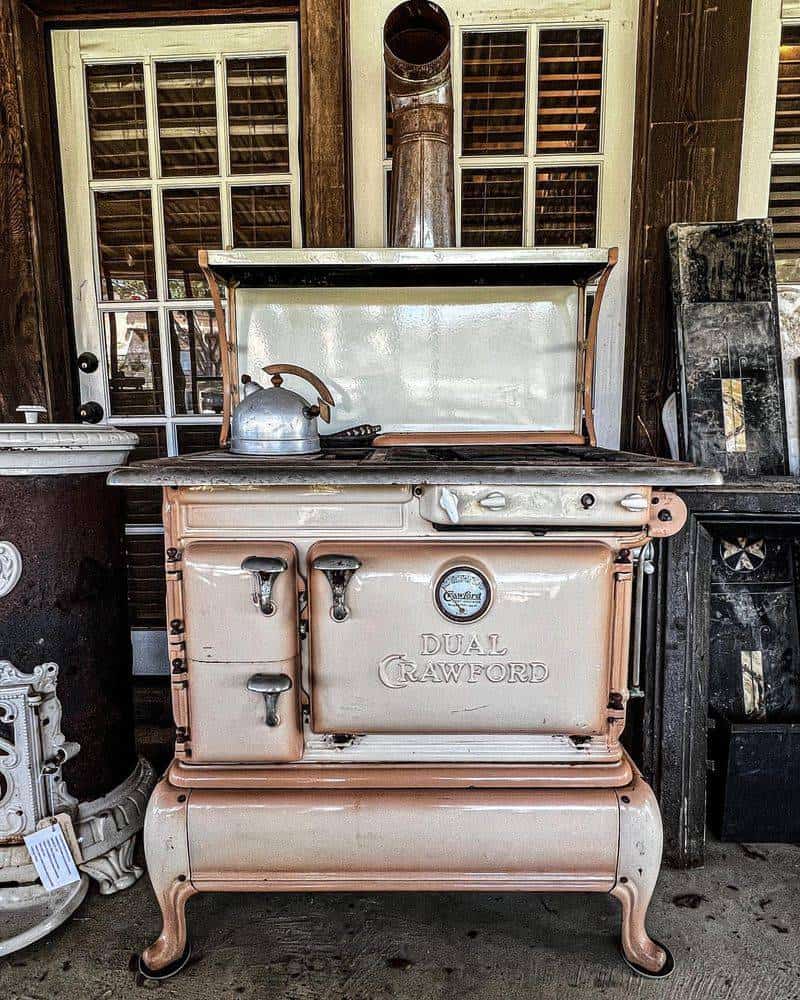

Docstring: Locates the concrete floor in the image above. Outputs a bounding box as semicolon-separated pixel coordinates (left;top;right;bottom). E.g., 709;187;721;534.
2;837;799;999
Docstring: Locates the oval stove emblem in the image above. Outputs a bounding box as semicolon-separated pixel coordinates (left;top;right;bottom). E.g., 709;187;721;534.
435;566;491;623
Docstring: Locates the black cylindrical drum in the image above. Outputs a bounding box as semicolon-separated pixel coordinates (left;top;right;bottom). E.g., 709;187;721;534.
0;420;138;801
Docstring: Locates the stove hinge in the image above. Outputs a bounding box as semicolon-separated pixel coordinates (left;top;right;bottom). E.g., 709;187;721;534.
165;546;183;582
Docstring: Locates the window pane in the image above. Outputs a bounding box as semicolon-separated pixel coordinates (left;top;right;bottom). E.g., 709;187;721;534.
231;185;292;247
163;187;222;298
774;26;800;150
169;310;223;414
461;30;527;155
177;424;222;454
125;425;167;525
104;311;164;415
769;163;800;282
534;165;598;247
226;56;289;173
95;190;157;301
156;60;218;176
126;534;167;629
86;63;149;179
536;27;603;153
460;168;524;247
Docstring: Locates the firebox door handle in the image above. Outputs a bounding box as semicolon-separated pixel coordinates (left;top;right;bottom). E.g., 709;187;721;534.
241;556;287;616
479;491;507;510
439;487;460;523
619;493;649;512
312;554;361;622
247;673;292;727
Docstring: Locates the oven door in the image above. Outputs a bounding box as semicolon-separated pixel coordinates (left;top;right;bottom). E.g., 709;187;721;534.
182;541;303;763
308;541;619;735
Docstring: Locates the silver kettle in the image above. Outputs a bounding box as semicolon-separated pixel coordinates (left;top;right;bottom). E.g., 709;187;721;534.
230;363;335;456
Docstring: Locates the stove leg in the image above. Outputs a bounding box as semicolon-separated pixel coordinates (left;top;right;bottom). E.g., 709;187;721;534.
612;771;673;978
138;778;196;977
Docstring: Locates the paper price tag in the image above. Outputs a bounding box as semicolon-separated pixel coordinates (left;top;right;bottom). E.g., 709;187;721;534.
24;821;82;892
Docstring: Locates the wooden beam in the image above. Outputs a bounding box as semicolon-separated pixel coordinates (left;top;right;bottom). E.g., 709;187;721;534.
621;0;753;457
27;0;297;21
0;0;74;421
299;0;352;247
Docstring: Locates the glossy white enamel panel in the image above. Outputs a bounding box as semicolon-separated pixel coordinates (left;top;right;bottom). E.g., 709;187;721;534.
236;284;581;435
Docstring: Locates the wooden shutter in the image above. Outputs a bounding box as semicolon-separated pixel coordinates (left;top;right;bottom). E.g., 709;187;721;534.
774;25;800;150
536;27;603;153
534;165;598;247
460;168;524;246
461;30;527;155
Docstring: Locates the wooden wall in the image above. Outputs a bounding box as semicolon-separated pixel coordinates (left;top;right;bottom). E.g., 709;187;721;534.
621;0;754;456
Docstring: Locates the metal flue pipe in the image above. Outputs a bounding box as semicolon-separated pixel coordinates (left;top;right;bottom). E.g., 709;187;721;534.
384;1;455;247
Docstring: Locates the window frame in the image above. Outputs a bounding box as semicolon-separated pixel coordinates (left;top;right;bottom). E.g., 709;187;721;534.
380;19;608;247
52;22;302;456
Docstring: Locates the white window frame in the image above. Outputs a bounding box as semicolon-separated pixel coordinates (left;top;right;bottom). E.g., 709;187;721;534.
51;22;302;456
350;0;639;448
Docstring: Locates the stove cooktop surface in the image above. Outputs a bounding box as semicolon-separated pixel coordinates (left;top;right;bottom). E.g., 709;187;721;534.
110;441;723;488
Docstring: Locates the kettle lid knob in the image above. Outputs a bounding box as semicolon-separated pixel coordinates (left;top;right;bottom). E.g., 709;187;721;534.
270;373;284;387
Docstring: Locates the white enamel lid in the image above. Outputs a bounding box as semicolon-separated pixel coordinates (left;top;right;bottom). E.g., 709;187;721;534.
0;406;138;476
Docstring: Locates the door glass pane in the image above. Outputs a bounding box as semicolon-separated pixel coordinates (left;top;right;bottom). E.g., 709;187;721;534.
534;165;598;247
461;31;527;155
226;56;289;173
168;309;223;414
231;184;292;247
95;190;157;301
177;424;222;454
86;62;149;179
536;28;603;154
163;187;222;298
125;425;168;524
769;163;800;282
460;168;524;247
156;60;219;176
104;310;164;415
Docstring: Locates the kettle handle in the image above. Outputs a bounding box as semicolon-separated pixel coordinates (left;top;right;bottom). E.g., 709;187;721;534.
263;363;335;423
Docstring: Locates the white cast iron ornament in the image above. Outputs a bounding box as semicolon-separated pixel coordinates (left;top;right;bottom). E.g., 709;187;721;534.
0;542;22;599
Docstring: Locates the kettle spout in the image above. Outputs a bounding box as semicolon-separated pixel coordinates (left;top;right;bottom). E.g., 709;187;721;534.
241;375;264;398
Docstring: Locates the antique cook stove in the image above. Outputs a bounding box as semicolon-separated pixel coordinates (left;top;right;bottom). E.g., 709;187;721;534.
110;248;719;979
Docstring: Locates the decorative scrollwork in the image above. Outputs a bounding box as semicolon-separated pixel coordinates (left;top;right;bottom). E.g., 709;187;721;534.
0;541;22;599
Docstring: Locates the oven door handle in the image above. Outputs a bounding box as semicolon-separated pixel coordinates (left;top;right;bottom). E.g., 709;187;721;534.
247;672;292;727
312;554;361;622
241;556;288;616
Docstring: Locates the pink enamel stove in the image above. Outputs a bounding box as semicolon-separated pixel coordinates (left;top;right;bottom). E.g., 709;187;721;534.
110;248;720;979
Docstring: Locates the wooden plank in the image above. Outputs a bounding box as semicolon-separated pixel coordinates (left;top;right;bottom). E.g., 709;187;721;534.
27;0;298;20
621;0;753;457
0;0;49;420
298;0;352;246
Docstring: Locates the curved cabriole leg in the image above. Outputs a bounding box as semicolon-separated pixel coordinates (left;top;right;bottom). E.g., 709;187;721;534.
613;769;673;977
138;778;196;976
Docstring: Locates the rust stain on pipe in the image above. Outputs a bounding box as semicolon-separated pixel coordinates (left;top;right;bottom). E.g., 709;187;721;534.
384;1;455;247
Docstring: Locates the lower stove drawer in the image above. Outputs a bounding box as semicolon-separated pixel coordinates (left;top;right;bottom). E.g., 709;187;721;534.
185;787;620;885
187;657;303;763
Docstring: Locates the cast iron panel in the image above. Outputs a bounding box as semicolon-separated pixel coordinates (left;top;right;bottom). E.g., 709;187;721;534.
710;532;800;720
669;220;789;477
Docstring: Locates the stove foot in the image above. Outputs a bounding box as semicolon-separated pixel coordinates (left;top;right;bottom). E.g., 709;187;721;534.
137;942;192;981
139;778;195;976
140;877;196;974
613;768;671;977
619;938;674;979
612;882;672;976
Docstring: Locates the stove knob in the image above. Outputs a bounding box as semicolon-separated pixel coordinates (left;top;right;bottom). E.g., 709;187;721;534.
479;491;507;510
619;493;649;512
439;487;460;524
580;492;595;509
